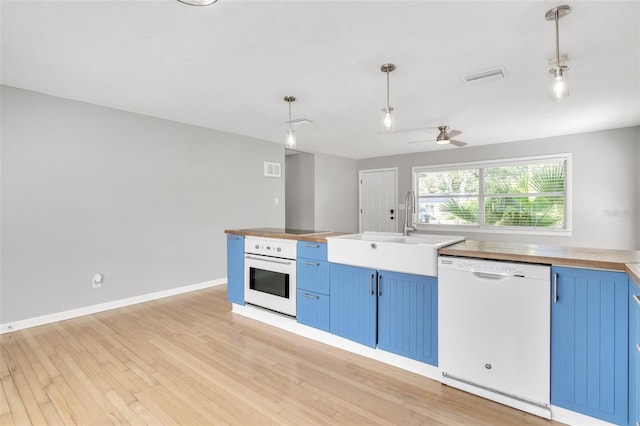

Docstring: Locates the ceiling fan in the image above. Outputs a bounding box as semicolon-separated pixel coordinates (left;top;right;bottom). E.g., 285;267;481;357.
409;126;467;147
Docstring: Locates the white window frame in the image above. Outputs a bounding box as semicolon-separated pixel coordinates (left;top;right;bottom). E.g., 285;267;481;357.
411;153;572;236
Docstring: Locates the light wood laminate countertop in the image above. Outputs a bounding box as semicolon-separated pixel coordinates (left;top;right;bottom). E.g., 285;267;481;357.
439;240;640;285
225;228;350;243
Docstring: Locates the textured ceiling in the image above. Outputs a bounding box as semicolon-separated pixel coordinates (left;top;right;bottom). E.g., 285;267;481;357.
2;0;639;159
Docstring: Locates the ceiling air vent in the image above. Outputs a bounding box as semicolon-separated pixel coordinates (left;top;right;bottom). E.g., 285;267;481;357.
286;117;313;126
462;67;507;85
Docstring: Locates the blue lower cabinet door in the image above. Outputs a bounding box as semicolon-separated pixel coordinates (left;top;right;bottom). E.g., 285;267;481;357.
226;234;244;304
329;263;377;348
296;289;329;332
551;267;628;425
377;271;438;365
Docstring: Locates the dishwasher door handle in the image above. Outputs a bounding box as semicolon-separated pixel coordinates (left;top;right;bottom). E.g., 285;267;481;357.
471;271;511;280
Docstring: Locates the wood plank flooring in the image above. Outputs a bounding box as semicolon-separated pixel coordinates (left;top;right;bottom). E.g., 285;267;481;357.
0;285;560;425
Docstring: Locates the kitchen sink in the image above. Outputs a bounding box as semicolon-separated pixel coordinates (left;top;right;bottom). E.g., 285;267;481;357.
326;232;465;277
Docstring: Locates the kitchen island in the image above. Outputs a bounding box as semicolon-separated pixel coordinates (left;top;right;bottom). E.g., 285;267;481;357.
226;230;640;425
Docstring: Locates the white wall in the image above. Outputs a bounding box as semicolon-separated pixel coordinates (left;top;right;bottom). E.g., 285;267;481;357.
285;152;315;230
1;86;285;324
357;127;640;250
285;150;358;233
314;152;358;233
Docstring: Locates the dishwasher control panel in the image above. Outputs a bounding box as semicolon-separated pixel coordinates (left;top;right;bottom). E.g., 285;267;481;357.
439;256;549;280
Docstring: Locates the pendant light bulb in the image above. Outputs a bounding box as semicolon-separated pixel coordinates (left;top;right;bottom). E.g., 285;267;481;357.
550;67;569;100
383;107;394;131
284;96;297;149
380;63;396;132
545;5;571;101
285;129;296;149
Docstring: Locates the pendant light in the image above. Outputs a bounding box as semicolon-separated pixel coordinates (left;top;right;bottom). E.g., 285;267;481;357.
380;63;396;132
284;96;296;149
545;5;571;100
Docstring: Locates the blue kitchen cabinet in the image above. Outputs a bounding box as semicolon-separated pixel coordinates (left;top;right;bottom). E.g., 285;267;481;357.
297;289;330;331
551;266;628;425
329;263;438;363
630;279;640;426
377;270;438;365
297;241;330;332
330;263;377;348
226;234;245;304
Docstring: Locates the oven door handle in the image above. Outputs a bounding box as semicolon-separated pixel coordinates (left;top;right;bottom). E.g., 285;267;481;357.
244;255;293;266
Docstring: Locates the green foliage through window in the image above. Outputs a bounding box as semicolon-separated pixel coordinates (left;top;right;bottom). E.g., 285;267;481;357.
413;156;568;230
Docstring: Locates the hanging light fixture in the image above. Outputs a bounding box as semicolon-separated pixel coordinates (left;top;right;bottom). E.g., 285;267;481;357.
545;5;571;100
380;63;396;132
284;96;297;149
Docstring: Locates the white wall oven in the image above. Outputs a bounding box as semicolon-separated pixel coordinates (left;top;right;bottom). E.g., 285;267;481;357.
244;237;297;317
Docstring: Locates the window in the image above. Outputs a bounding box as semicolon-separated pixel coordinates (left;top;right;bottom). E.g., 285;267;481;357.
413;154;570;233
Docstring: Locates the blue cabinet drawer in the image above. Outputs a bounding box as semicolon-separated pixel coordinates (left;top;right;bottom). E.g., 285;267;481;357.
297;241;327;261
297;289;330;332
297;259;330;294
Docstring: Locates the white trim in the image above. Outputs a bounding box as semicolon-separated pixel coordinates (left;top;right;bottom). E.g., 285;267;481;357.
550;405;617;426
0;278;226;334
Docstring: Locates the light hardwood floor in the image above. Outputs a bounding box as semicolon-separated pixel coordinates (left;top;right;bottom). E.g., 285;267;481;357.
1;285;561;425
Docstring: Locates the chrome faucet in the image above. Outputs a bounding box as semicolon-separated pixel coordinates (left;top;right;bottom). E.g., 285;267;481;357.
403;190;416;236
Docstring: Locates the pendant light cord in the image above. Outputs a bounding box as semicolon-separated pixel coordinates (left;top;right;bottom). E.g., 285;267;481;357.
386;70;390;109
555;10;560;68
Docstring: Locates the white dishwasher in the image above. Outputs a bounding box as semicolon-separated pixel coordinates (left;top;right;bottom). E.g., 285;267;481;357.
438;256;551;418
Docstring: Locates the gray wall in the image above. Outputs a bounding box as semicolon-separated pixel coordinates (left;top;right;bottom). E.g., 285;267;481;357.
1;86;285;324
358;127;640;250
314;152;358;233
285;152;315;230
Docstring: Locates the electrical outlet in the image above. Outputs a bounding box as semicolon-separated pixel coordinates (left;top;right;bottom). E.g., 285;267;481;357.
92;273;103;288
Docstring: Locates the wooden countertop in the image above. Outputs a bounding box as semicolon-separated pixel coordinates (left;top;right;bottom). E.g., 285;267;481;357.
439;240;640;285
628;263;640;287
225;228;350;243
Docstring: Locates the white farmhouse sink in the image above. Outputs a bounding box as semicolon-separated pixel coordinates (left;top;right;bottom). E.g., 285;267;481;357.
326;232;465;277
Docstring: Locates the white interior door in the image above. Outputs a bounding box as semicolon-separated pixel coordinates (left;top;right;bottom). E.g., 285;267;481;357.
359;168;397;232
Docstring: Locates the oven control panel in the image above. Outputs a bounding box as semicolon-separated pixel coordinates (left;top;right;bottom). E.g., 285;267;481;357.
245;237;297;259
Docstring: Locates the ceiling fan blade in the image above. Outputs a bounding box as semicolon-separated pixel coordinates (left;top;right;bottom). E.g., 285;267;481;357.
446;130;462;138
408;140;432;144
449;139;467;147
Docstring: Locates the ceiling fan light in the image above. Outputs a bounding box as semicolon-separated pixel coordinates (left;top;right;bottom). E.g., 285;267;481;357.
436;138;450;145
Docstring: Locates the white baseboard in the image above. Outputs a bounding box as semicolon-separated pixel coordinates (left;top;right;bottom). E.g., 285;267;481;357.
550;405;617;426
0;278;226;334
